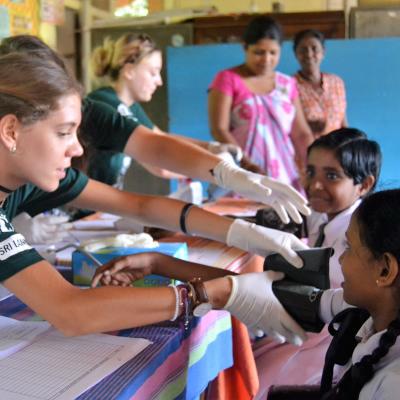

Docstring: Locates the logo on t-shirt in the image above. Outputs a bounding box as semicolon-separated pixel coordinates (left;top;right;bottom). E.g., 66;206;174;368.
0;213;13;233
117;104;139;122
0;234;32;261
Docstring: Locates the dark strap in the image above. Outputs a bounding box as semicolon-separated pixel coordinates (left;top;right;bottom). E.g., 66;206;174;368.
314;222;327;247
268;385;320;400
320;308;370;395
179;203;195;234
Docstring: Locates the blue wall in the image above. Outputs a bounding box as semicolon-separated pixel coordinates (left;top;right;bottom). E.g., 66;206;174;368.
167;38;400;189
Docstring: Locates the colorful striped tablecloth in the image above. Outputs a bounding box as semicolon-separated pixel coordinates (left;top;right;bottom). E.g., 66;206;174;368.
0;295;232;400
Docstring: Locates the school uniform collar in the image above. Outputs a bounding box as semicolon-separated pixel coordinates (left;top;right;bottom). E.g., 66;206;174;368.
324;200;362;243
352;317;400;369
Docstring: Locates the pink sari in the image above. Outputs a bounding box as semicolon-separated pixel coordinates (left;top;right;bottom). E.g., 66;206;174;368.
210;69;301;191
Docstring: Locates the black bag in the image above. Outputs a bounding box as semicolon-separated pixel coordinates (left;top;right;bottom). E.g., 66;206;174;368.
264;248;334;332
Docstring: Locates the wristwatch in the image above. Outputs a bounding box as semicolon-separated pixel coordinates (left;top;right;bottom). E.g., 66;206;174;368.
190;278;212;317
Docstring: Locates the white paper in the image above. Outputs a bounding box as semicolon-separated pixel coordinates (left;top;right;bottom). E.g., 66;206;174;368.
0;285;11;301
73;219;116;230
0;317;50;359
72;213;120;230
0;317;151;400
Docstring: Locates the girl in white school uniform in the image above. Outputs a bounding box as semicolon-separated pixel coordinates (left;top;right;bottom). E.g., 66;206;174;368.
303;188;400;399
254;128;382;398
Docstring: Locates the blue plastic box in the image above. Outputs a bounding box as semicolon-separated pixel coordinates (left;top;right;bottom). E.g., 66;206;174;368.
72;242;188;286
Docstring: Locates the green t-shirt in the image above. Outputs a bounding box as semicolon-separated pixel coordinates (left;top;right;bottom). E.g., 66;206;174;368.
87;87;154;129
0;212;42;282
85;88;154;187
0;168;88;281
81;97;140;153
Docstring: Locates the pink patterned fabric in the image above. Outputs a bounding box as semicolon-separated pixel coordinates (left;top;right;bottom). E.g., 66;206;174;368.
210;69;301;190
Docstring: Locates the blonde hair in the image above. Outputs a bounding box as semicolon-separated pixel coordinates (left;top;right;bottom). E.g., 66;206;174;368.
91;33;158;81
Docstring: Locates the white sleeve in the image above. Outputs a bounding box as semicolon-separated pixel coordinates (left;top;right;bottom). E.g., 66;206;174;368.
319;288;352;323
362;369;400;400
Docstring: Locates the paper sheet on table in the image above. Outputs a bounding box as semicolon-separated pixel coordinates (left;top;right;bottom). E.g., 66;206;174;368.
73;219;117;230
202;198;265;217
0;316;151;400
72;213;122;230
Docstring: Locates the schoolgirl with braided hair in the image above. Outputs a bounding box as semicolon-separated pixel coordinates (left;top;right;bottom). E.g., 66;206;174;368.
317;188;400;399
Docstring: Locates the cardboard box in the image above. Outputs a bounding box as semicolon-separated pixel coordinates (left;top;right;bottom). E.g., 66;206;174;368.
72;242;188;286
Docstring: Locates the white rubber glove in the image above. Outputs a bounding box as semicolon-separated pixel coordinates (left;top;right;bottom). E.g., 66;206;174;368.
224;271;308;346
12;212;72;244
208;141;243;163
226;219;309;268
213;160;311;224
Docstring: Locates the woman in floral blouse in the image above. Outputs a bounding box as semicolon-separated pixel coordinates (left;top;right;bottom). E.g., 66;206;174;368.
293;29;347;139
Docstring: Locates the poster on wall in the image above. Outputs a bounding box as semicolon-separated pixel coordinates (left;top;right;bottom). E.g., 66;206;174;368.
0;0;38;37
0;5;10;39
40;0;64;25
11;13;34;35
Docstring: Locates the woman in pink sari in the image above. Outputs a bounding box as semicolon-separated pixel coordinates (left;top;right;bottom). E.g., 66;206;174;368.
208;16;313;192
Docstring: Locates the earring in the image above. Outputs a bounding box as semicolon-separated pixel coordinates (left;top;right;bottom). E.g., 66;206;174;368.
376;279;380;285
10;145;16;154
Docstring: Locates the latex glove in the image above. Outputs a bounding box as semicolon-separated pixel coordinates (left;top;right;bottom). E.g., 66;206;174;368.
224;271;308;345
226;219;309;268
213;160;311;224
208;141;243;163
12;212;72;244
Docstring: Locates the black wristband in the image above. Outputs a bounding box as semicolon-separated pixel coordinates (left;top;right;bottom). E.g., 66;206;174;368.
179;203;195;234
0;184;13;194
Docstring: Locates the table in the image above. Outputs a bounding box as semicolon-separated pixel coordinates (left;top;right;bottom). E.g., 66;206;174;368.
1;200;264;399
0;295;231;400
0;235;258;399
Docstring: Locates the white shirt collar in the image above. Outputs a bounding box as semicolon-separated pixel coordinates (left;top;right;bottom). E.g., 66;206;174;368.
324;199;362;242
352;317;400;369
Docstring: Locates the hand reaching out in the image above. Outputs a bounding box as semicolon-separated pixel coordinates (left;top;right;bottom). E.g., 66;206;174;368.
213;160;311;224
224;271;308;345
92;253;153;287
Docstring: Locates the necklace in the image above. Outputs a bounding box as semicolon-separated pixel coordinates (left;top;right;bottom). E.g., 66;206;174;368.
0;184;13;194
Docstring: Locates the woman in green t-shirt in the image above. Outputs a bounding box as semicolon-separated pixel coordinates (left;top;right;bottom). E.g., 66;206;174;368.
89;33;242;187
0;53;306;345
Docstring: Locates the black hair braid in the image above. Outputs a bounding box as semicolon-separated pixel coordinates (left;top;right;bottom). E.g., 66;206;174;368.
323;311;400;399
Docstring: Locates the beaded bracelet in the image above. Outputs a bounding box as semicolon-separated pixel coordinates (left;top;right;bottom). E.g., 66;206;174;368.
177;284;193;330
168;284;180;322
